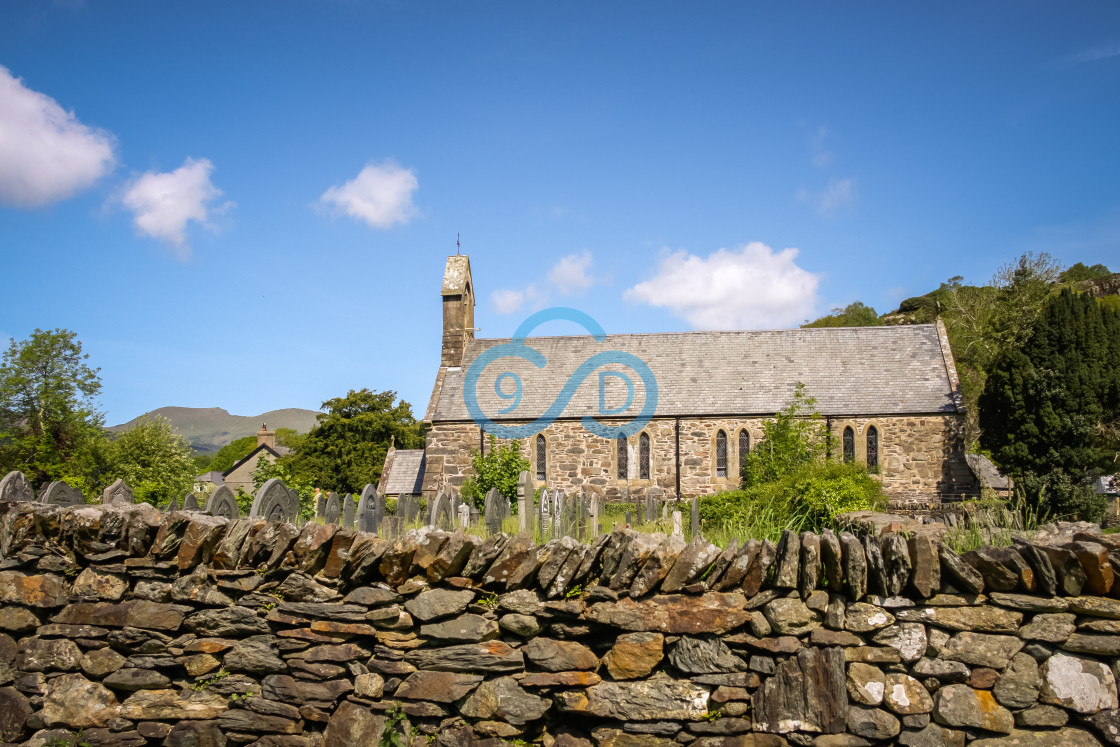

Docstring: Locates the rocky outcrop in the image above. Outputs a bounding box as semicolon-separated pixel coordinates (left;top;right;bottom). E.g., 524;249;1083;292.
3;501;1120;745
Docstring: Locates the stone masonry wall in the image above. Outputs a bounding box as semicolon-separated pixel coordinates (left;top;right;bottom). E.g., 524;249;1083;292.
423;413;970;501
3;503;1120;746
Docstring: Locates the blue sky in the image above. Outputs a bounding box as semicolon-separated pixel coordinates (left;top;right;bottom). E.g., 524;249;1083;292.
1;2;1118;426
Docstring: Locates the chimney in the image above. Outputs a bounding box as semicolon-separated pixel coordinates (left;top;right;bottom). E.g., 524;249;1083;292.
257;423;276;449
440;254;475;367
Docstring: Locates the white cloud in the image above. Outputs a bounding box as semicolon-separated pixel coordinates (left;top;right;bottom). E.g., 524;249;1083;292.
492;285;542;315
810;125;833;168
319;160;419;229
1059;40;1120;68
121;157;227;258
547;250;597;295
624;242;820;330
0;65;116;207
798;178;856;216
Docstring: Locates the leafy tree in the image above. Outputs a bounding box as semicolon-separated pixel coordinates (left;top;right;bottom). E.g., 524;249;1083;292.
460;435;531;510
979;289;1120;520
64;416;196;506
283;389;423;494
1060;262;1112;284
208;435;258;473
802;302;883;328
0;328;104;485
741;383;830;486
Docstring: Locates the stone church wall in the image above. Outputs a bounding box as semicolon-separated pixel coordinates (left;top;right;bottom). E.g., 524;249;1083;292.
2;502;1117;747
423;413;970;501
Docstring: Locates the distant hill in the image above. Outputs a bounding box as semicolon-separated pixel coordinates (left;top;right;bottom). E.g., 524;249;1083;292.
109;407;320;453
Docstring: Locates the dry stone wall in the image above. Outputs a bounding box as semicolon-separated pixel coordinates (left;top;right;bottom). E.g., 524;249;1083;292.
2;503;1120;747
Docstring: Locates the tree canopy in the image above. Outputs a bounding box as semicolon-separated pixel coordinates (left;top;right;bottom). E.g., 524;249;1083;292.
0;328;103;485
282;389;423;494
802;301;882;328
741;383;830;486
979;288;1120;520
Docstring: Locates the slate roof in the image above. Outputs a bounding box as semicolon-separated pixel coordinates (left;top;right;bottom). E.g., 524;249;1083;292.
427;324;960;422
381;450;426;495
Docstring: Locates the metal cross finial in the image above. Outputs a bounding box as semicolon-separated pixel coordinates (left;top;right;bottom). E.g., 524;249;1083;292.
457;232;460;255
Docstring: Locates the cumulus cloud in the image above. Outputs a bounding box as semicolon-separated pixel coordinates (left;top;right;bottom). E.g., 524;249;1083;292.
121;157;227;258
492;285;542;315
810;125;833;168
547;250;597;295
623;242;820;330
0;65;116;207
319;160;419;229
798;178;856;216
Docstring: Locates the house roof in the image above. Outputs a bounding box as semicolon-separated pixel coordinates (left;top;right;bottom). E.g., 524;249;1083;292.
194;471;225;486
380;450;426;495
222;443;288;478
426;323;961;422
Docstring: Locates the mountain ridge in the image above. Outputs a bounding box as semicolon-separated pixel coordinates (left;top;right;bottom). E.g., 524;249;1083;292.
109;406;320;453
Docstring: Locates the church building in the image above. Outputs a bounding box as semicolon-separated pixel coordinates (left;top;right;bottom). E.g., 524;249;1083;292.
415;255;974;505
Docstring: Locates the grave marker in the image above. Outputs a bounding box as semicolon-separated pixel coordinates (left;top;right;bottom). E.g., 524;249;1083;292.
40;481;84;507
182;492;200;511
250;478;299;523
102;478;134;506
205;485;240;519
324;492;341;525
0;471;34;503
357;485;384;534
516;470;533;534
397;494;420;523
342;493;355;529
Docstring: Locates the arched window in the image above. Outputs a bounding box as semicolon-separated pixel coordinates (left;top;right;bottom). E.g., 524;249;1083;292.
867;426;879;470
739;429;750;469
843;427;855;464
617;436;628;479
535;434;546;481
716;430;728;478
639;432;651;480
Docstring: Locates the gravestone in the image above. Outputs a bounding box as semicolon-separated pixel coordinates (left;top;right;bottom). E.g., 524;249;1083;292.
397;494;420;523
315;492;327;521
342;493;355;529
182;492;200;511
458;502;471;529
324;492;342;525
0;471;34;503
559;493;580;538
41;481;84;507
690;496;699;537
430;491;454;530
587;490;602;539
382;515;403;539
539;487;552;536
250;478;299;523
484;488;509;535
166;495;180;511
102;478;134;506
357;485;384;534
516;471;533;534
205;485;240;519
672;510;683;537
644;487;661;524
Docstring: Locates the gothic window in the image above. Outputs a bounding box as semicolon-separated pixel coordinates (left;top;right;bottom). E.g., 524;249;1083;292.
535;434;546;481
867;426;879;470
716;430;728;478
739;429;750;469
617;436;628;479
639;432;651;480
843;427;855;464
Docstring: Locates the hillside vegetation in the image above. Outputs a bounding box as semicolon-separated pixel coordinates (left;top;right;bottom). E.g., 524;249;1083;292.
109;406;320;453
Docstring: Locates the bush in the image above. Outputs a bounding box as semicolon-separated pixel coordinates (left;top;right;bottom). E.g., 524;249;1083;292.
700;462;886;541
460;436;531;510
1016;470;1106;524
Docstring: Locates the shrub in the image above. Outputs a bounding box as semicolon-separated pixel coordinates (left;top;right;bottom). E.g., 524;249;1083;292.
460;435;531;510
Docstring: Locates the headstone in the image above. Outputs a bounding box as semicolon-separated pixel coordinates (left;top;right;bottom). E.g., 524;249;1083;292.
672;510;683;537
539;487;552;536
588;490;602;538
431;491;453;530
382;515;403;539
644;488;660;524
315;491;327;521
0;471;34;503
182;492;200;511
205;485;240;519
342;493;355;529
165;494;180;511
484;488;509;535
40;481;84;506
516;470;533;534
458;502;471;529
324;492;342;525
250;478;299;523
102;478;134;506
357;485;384;534
397;494;420;523
690;496;699;537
